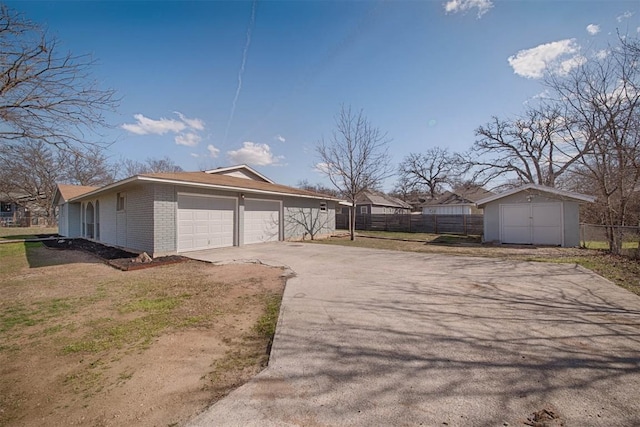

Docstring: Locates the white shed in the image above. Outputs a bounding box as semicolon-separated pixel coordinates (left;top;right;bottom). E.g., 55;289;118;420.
476;184;595;247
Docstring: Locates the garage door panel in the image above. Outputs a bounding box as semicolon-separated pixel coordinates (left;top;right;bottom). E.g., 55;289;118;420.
502;205;530;227
244;200;280;244
532;203;562;245
501;205;532;244
177;195;236;252
501;203;562;246
532;204;562;226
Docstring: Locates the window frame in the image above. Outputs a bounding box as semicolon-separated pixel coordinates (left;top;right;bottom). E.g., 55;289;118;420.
116;192;126;211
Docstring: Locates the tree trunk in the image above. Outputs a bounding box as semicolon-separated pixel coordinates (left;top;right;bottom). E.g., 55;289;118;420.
350;205;356;241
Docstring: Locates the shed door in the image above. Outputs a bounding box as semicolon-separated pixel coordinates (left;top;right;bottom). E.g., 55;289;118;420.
500;203;562;246
244;199;280;244
177;194;236;252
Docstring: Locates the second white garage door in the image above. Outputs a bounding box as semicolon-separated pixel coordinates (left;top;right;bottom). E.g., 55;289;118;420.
501;203;563;246
244;199;280;244
177;194;236;252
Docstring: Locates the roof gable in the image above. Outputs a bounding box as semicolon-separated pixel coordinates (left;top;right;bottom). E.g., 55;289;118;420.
203;165;274;183
53;184;99;206
476;184;596;207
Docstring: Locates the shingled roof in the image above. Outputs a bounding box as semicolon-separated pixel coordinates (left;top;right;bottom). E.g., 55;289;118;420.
62;171;340;202
53;184;100;205
423;187;494;207
355;190;412;209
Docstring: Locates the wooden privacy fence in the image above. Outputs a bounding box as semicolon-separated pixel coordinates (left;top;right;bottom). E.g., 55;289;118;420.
336;213;483;235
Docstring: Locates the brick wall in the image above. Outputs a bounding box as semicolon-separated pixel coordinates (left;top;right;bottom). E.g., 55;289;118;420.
153;184;177;255
123;184;155;253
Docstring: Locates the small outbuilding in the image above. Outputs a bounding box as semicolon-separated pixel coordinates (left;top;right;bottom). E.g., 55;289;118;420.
476;184;595;247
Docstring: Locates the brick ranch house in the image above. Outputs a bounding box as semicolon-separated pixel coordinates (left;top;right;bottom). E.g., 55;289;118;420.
53;165;340;257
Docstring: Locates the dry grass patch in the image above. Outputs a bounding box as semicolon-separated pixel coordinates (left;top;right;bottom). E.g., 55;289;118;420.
0;226;57;240
0;242;285;427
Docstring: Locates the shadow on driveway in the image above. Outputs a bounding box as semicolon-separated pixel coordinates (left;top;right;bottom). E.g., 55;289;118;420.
188;243;640;427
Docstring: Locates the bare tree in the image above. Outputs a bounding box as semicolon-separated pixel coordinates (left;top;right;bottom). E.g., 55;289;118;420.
58;147;117;186
0;140;60;221
315;105;393;240
120;156;184;177
461;105;592;188
390;173;425;202
284;207;332;240
0;5;118;149
547;37;640;253
397;147;455;199
296;179;341;198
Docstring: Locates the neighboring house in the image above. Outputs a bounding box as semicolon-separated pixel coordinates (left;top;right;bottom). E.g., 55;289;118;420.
476;184;595;247
0;195;22;226
1;192;50;226
422;187;494;215
354;190;412;215
53;165;340;257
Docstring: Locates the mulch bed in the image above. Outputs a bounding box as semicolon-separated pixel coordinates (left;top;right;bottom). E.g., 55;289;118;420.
39;235;188;271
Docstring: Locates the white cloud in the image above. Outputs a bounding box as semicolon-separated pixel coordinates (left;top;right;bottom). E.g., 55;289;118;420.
508;39;583;79
595;49;609;60
174;112;205;131
558;55;587;75
175;132;201;147
122;112;206;147
586;24;600;35
533;89;551;100
275;134;286;143
227;142;283;166
207;144;220;158
190;153;200;158
314;162;333;174
122;113;186;135
617;11;633;22
443;0;493;18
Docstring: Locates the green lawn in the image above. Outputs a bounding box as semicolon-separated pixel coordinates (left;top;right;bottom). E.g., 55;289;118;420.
582;240;639;250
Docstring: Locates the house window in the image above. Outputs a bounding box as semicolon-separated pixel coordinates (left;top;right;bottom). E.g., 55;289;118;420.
320;202;327;213
360;206;368;214
116;192;126;211
1;202;11;212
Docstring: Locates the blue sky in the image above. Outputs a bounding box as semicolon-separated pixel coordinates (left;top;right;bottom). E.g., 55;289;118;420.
9;0;640;190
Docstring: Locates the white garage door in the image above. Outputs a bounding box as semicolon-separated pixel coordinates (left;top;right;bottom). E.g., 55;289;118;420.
244;199;280;244
501;203;563;246
177;194;236;252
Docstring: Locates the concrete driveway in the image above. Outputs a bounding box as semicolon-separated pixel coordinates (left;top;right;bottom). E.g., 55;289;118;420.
186;243;640;427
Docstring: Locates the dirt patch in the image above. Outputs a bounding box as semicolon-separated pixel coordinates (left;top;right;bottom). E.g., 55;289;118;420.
525;407;565;426
40;237;189;271
0;243;286;426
